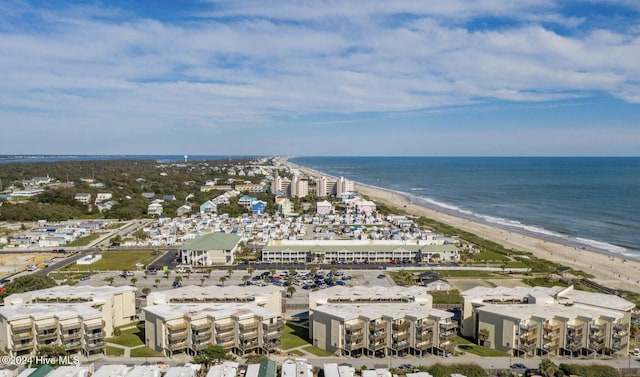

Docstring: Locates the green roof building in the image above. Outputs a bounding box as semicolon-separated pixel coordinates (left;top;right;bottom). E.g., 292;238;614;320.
180;232;241;266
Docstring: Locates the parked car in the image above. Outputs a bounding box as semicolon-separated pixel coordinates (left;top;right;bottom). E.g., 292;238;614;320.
79;275;90;281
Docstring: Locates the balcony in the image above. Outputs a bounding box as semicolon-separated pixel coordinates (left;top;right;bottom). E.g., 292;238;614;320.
611;341;627;351
263;320;283;330
392;332;409;341
392;322;410;331
12;332;33;341
345;342;364;350
219;339;236;348
85;331;104;339
239;341;259;350
239;322;258;331
439;330;456;340
191;322;210;331
416;331;433;341
590;324;605;332
440;321;457;331
613;322;628;332
263;330;282;340
542;341;559;351
215;322;235;332
565;341;582;351
520;322;537;331
346;323;364;332
520;331;537;342
86;341;105;351
37;332;58;341
369;341;386;350
240;331;259;341
35;322;58;331
415;322;433;331
369;332;387;341
168;341;188;351
12;341;34;351
168;331;188;341
544;322;561;331
192;331;211;340
264;341;281;351
217;332;235;341
61;332;82;341
392;340;409;350
543;331;560;340
84;321;105;331
60;322;82;331
613;331;628;340
520;342;536;351
64;341;82;350
192;341;212;351
415;340;432;350
346;332;364;342
11;323;32;332
167;322;188;331
370;321;388;331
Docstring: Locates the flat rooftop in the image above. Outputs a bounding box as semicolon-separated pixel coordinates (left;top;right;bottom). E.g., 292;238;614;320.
478;302;625;322
142;302;279;321
147;285;283;304
0;303;102;321
5;285;136;304
310;285;431;306
312;303;453;321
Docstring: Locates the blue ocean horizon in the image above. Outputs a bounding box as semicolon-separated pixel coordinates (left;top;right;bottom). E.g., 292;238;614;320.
290;156;640;258
2;155;638;258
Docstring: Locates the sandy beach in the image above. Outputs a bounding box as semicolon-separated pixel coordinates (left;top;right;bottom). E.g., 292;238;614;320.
288;161;640;292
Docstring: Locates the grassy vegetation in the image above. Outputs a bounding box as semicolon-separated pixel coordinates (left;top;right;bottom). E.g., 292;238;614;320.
107;323;145;347
66;233;103;247
282;323;311;350
455;336;508;357
302;345;334;356
430;290;463;304
106;223;125;230
61;250;160;271
469;250;509;262
106;346;125;356
522;278;568;288
130;347;163;357
436;270;501;278
287;349;305;356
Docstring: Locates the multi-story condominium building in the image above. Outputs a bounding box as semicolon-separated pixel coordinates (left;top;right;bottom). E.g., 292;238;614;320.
4;285;137;336
0;304;106;357
309;286;456;357
291;176;309;198
315;176;354;197
461;285;635;356
143;303;283;356
312;303;455;357
235;184;266;193
146;285;285;315
179;232;242;266
262;240;459;264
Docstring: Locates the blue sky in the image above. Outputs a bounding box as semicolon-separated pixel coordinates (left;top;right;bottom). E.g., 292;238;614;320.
1;0;639;156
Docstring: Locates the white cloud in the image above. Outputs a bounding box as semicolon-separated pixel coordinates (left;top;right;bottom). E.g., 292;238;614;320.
0;0;639;153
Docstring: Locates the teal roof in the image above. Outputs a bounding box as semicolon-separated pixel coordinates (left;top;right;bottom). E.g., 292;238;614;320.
258;360;277;377
29;365;53;377
182;232;241;251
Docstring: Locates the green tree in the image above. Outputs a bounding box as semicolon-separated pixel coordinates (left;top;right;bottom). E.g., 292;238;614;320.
286;285;296;298
164;270;171;279
142;287;151;296
242;275;250;286
174;276;183;285
539;358;559;377
105;276;115;286
130;277;138;286
1;275;56;300
192;344;228;367
154;278;161;288
478;328;490;346
247;267;255;276
219;276;227;286
200;278;206;287
227;268;234;277
35;345;68;364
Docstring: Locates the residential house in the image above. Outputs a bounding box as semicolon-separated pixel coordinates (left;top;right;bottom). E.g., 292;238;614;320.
200;201;218;215
74;193;91;205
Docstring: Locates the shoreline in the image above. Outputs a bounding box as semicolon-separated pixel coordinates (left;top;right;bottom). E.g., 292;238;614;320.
286;160;640;291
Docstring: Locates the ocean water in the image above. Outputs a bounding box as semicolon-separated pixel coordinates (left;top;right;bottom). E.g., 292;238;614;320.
290;157;640;257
